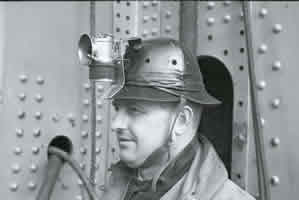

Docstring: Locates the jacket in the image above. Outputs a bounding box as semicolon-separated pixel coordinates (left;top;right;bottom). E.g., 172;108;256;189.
101;136;255;200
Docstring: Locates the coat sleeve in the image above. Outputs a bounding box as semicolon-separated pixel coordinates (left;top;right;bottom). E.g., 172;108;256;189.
211;180;256;200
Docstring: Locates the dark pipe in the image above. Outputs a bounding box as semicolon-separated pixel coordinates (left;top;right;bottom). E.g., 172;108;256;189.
36;136;72;200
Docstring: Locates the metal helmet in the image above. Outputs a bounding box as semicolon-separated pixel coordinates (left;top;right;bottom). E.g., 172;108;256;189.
112;38;221;106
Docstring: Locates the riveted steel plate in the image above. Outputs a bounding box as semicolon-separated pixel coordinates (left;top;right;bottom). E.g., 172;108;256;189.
113;0;179;40
196;1;255;192
0;2;113;200
249;2;299;200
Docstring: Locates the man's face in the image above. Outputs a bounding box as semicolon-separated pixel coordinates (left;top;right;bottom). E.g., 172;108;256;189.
112;99;174;168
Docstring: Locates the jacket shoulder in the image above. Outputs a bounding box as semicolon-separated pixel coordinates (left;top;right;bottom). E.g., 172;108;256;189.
211;179;256;200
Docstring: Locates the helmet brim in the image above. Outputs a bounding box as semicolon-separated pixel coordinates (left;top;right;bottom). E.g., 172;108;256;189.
111;85;221;106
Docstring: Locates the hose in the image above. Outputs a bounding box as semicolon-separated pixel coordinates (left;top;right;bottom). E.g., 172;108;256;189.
48;147;99;200
241;2;271;200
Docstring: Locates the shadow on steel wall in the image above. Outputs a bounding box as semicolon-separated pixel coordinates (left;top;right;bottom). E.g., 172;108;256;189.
197;55;233;178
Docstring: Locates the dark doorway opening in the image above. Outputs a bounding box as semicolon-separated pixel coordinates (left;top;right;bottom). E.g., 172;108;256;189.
197;56;234;177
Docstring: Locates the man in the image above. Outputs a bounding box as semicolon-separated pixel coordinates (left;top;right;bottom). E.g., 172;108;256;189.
102;38;255;200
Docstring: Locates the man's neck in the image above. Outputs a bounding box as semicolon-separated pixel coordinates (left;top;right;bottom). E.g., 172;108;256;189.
136;134;195;181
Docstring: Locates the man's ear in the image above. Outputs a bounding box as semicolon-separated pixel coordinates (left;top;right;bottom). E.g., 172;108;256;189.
174;105;194;136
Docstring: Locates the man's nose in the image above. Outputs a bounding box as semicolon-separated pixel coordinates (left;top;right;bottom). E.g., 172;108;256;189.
111;109;129;132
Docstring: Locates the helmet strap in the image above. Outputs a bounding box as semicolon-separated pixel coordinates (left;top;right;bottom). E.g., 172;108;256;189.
166;96;187;160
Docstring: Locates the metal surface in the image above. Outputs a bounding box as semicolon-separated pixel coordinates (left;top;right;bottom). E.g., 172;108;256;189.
1;1;299;200
249;2;299;200
0;2;112;200
113;1;179;40
196;1;253;192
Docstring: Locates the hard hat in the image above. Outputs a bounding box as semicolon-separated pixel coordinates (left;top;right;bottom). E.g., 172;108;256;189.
112;38;221;106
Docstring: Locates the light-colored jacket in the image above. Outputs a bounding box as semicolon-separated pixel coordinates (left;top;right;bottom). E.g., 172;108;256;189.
101;136;255;200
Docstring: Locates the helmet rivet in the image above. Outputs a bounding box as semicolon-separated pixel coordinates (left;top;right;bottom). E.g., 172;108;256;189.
143;2;150;8
18;93;26;101
145;58;150;63
165;25;171;33
16;128;24;137
172;59;177;65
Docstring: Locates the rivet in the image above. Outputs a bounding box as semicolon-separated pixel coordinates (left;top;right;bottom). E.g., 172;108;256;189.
223;14;231;23
97;85;104;92
12;164;21;174
165;11;172;18
151;14;158;21
142;30;148;37
96;115;102;123
223;1;231;6
237;134;247;145
273;24;283;33
79;163;86;170
271;137;280;147
34;111;42;120
18;93;26;101
35;94;43;103
152;0;158;6
83;83;91;90
80;147;87;155
165;25;171;33
152;28;158;36
257;80;266;90
83;99;89;106
82;114;89;122
67;113;75;122
33;128;41;137
240;11;244;18
51;113;60;122
97;100;103;107
36;76;44;85
76;195;83;200
18;110;26;119
260;118;265;127
14;147;22;155
9;183;19;191
96;131;102;138
272;61;281;71
81;130;88;138
207;17;215;26
16;128;24;137
30;164;38;173
207;2;215;9
96;147;101;154
32;147;40;155
61;183;68;190
77;179;83;186
259;8;268;17
28;181;36;190
19;74;28;83
271;98;280;109
143;1;150;8
143;16;149;23
270;176;280;186
258;44;268;54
